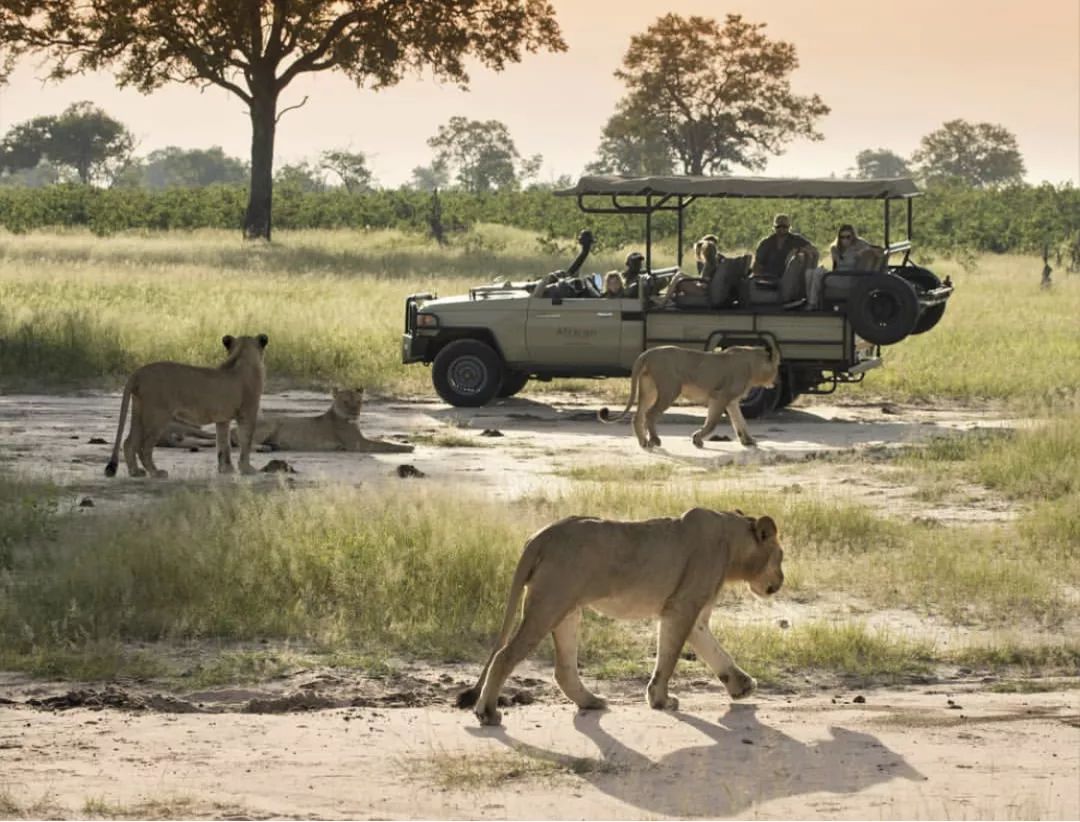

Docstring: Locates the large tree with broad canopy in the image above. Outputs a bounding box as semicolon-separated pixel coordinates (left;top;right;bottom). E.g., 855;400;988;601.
602;13;829;176
0;0;564;239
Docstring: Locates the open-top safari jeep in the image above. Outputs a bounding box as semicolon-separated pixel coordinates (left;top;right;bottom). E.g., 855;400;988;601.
402;175;954;413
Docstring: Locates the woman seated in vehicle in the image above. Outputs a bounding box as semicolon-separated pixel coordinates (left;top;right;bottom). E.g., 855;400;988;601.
830;224;881;271
603;271;625;298
664;235;721;303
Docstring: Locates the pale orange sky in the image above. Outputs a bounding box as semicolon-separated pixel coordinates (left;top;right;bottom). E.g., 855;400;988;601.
0;0;1077;185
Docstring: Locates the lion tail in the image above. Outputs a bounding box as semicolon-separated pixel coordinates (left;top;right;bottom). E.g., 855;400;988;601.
597;352;646;423
455;534;545;710
104;374;136;477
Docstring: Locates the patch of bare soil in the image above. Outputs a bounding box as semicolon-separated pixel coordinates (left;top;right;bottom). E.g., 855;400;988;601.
1;678;1076;819
0;390;1024;525
2;390;1073;819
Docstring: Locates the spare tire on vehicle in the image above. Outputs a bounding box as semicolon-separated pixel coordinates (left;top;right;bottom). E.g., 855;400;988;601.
848;272;919;345
896;266;946;335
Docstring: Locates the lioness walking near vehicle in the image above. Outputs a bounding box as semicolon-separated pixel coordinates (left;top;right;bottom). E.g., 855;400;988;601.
457;508;785;726
104;334;269;478
599;340;780;449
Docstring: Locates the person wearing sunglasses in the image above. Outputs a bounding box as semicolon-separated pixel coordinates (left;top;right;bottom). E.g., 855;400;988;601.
830;223;876;271
751;213;814;278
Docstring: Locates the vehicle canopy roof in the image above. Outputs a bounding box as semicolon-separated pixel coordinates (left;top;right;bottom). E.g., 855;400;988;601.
556;175;921;271
555;175;921;200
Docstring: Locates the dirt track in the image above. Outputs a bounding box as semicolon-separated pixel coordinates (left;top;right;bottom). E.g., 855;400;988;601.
0;389;1023;523
2;679;1077;820
1;390;1077;819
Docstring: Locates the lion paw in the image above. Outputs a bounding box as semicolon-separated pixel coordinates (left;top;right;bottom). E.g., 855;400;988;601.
691;434;705;449
476;707;503;726
728;675;757;699
740;436;757;448
150;469;169;479
239;464;257;476
579;696;608;711
218;462;235;474
130;468;147;478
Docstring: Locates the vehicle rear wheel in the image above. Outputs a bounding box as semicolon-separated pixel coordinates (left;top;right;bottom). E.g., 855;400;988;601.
774;367;798;409
848;273;919;345
739;382;781;419
432;339;504;407
897;266;946;335
497;370;530;398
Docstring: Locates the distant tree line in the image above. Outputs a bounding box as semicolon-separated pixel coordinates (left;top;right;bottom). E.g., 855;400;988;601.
0;100;1039;196
0;4;1057;241
0;180;1074;258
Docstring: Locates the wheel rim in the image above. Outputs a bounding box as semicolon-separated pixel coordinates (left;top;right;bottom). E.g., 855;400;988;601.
447;355;489;396
744;386;767;405
866;289;901;327
740;384;778;417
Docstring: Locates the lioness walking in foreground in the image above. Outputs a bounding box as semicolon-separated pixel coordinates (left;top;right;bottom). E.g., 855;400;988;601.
105;334;269;478
458;508;785;726
599;341;780;449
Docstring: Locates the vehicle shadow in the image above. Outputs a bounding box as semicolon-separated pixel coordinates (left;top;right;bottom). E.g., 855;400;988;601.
470;703;922;817
419;394;951;457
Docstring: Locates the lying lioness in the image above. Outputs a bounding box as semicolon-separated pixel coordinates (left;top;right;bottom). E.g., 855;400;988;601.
599;340;780;449
248;388;413;453
158;389;413;453
457;508;785;726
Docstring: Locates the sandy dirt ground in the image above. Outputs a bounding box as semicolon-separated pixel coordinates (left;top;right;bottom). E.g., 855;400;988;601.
2;680;1077;820
0;389;1025;523
1;390;1077;819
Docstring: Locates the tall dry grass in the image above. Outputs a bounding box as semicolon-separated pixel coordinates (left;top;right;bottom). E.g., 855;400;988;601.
1;227;1077;406
1;477;1075;680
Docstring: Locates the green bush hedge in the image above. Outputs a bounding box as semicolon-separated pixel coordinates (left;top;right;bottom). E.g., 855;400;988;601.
0;181;1076;254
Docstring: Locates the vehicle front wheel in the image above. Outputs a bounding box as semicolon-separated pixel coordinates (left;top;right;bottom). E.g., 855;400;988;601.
432;339;504;407
496;370;530;398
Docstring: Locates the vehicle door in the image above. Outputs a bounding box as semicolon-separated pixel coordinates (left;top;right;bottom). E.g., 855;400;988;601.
525;292;626;366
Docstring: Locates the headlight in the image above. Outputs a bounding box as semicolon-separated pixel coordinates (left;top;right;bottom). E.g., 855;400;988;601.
415;313;439;329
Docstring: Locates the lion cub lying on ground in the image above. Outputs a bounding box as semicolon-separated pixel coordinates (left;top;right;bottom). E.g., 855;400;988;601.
457;508;785;726
599;340;780;449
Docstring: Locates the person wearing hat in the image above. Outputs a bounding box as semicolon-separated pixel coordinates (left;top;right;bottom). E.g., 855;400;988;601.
751;214;814;278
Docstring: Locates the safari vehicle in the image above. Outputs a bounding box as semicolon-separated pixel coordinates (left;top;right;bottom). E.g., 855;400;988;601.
401;175;954;414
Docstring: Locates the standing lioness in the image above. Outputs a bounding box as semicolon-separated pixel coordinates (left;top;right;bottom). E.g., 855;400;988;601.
105;334;269;478
599;341;780;449
458;508;785;726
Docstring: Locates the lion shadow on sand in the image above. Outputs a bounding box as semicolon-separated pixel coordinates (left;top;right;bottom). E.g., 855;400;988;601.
424;395;941;456
470;703;922;817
